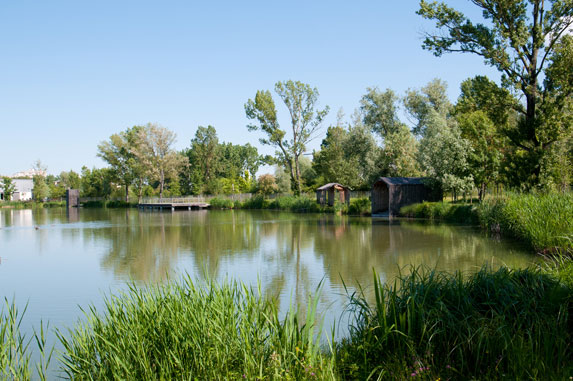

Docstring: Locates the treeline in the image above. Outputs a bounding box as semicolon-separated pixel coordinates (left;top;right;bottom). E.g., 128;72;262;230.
28;2;573;201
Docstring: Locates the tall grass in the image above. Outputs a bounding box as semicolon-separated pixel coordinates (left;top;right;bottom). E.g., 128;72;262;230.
478;192;573;254
336;265;573;380
399;201;479;224
57;276;334;380
0;299;52;381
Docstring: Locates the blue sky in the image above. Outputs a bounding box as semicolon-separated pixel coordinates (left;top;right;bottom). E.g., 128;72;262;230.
0;1;500;176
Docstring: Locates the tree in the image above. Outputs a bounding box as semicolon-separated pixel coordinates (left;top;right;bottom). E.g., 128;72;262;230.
32;175;49;202
1;177;16;201
404;78;452;136
418;110;474;200
98;126;145;202
360;88;405;137
312;126;359;187
245;80;329;195
80;167;113;198
257;174;279;196
133;124;188;199
418;0;573;183
380;124;421;177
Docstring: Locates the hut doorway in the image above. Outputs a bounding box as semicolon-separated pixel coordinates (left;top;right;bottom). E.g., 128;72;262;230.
371;181;389;214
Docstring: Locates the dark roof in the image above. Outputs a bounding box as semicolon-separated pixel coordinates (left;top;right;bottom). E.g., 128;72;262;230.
374;177;428;186
316;183;351;191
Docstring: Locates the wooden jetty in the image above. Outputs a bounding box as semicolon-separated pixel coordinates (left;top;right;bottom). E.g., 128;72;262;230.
138;197;210;211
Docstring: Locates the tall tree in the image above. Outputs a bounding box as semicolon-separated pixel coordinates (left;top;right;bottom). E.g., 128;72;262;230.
454;76;516;197
418;0;573;183
418;110;474;199
1;177;16;201
360;87;405;137
98;126;145;202
245;80;329;195
134;123;188;199
404;78;452;136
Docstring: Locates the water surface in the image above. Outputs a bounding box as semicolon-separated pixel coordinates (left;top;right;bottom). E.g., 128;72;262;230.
0;208;535;353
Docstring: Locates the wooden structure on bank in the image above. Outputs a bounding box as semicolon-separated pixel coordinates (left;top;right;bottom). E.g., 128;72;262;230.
316;183;351;206
66;189;80;208
371;177;440;216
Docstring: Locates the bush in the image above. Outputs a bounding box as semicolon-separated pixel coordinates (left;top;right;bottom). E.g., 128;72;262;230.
400;201;478;224
347;198;371;215
209;197;235;209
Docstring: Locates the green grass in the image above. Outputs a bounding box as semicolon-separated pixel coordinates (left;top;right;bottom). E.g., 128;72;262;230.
211;195;372;215
399;201;479;224
336;263;573;380
2;260;572;379
57;276;333;380
400;192;573;254
0;200;65;209
478;192;573;254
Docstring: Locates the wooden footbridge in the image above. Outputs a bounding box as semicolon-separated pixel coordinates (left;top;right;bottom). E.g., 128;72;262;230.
138;197;211;211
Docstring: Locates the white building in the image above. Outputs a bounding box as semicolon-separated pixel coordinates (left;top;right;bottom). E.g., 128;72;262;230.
0;179;34;201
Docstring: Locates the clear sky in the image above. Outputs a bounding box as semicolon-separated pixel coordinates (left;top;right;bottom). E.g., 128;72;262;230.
0;1;501;176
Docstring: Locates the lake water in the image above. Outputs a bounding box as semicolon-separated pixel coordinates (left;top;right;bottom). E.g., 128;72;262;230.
0;207;535;372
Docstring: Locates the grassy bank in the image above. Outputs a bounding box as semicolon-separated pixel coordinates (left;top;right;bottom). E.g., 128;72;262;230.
81;200;136;208
400;192;573;254
210;195;372;216
0;200;65;209
2;259;572;380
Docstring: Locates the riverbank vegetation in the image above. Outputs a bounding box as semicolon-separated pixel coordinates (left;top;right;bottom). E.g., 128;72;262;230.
2;258;572;380
209;195;371;216
400;192;573;254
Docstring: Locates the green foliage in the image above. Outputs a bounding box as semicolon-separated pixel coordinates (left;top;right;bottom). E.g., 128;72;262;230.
400;201;479;224
0;299;52;381
32;175;49;202
417;110;474;199
478;192;573;254
209;197;235;209
246;80;329;195
347;197;371;216
1;177;16;201
418;0;573;187
360;87;404;137
182;126;261;195
98;126;146;202
337;265;573;380
57;277;332;380
80;166;113;198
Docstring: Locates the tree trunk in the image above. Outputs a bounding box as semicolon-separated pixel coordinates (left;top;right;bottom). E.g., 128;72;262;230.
293;155;302;196
125;184;129;203
159;170;165;199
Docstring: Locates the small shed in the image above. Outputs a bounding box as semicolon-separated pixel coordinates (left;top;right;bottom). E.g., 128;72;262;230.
316;183;351;206
371;177;440;216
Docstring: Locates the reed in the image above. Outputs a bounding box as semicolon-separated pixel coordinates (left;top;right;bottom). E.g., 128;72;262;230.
336;265;573;380
478;192;573;254
56;276;334;380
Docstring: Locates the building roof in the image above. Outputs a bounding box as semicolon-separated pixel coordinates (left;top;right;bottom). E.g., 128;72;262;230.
374;177;428;186
316;183;351;191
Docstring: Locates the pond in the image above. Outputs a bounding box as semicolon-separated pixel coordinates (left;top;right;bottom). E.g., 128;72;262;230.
0;207;535;369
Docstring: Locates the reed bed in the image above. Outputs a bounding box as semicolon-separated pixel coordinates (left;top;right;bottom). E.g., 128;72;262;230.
1;260;572;379
336;264;573;380
56;277;334;380
478;192;573;254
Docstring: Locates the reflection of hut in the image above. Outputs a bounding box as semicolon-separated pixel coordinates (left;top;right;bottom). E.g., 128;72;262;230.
371;177;441;216
316;183;351;206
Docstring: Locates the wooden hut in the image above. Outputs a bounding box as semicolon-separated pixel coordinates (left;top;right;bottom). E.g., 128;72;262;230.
371;177;440;216
316;183;351;206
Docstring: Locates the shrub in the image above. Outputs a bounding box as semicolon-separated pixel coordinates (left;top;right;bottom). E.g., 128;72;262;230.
347;198;371;215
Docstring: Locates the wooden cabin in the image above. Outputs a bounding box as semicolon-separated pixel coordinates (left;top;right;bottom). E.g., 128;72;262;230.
371;177;440;216
316;183;351;206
